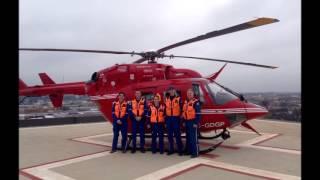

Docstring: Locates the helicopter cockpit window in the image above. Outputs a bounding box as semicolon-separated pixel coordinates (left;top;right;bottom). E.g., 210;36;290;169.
192;84;205;104
207;82;238;105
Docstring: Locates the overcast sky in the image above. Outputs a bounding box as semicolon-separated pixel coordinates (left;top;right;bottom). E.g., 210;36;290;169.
19;0;300;93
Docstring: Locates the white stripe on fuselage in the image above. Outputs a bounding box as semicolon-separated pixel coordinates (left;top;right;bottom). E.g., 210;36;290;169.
202;108;266;111
201;108;267;114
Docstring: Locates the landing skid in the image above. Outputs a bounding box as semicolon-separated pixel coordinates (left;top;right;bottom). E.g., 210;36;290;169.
199;128;230;140
198;128;231;154
199;141;224;154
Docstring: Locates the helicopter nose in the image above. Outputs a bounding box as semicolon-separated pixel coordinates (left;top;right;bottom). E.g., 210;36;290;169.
244;102;269;120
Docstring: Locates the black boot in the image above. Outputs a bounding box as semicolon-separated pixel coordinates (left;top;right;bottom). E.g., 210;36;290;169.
191;154;198;158
131;148;136;153
167;151;174;155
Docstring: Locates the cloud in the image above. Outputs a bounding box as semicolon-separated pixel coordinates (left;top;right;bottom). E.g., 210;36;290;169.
19;0;300;92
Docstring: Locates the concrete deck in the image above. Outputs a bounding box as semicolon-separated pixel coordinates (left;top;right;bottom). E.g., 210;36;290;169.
19;119;301;180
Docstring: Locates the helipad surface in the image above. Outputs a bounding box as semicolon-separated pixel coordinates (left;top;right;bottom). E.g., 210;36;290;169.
19;119;301;180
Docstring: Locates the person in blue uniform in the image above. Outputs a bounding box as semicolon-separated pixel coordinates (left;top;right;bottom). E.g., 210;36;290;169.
147;94;165;154
165;86;183;156
128;90;147;153
110;92;129;153
182;88;201;158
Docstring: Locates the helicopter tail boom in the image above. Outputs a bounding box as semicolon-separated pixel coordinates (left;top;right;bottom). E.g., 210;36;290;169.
19;74;87;108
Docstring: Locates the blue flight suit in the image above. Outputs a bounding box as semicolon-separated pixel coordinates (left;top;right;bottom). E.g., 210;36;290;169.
128;99;147;151
183;99;201;157
111;101;129;152
165;96;183;154
147;105;165;154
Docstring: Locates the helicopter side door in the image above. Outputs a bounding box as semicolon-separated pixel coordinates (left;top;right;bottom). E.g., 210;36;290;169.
191;83;208;105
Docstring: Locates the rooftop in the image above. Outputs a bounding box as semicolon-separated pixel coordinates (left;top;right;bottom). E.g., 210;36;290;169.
19;119;300;180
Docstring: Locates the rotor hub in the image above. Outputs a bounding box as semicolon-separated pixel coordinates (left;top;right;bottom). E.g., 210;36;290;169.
141;51;164;63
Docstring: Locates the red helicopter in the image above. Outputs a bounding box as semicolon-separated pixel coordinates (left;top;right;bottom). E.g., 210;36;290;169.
19;17;279;153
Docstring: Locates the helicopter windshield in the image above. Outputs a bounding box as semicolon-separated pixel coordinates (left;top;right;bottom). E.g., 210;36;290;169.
207;82;238;105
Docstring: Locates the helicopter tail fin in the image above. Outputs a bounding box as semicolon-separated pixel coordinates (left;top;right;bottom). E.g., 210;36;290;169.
39;73;55;84
48;93;64;108
38;73;64;108
205;63;227;81
19;79;28;89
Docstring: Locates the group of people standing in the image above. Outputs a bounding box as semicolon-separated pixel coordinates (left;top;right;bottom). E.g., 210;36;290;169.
110;87;201;158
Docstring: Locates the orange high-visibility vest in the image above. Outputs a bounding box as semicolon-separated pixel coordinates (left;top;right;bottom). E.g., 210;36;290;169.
114;101;127;118
150;104;165;123
182;99;197;120
131;98;145;117
165;96;181;116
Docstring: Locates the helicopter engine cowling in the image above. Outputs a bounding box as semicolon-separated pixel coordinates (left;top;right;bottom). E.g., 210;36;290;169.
165;67;202;79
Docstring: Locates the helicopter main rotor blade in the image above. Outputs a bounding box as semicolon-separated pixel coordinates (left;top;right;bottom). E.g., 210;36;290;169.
132;17;279;64
157;18;279;53
162;55;277;69
19;48;143;56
